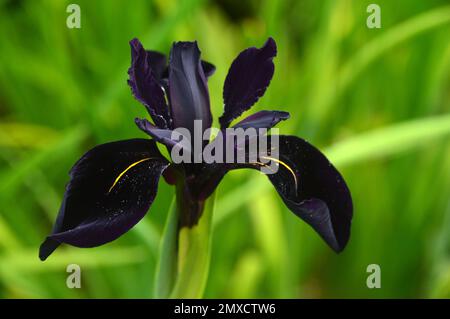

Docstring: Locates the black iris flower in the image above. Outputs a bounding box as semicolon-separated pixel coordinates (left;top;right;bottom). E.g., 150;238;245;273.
39;37;353;261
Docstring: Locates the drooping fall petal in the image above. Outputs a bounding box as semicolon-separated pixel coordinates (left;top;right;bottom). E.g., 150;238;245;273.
262;135;352;252
39;139;169;261
199;135;352;252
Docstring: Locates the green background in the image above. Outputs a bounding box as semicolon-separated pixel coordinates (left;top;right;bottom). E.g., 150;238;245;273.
1;0;450;298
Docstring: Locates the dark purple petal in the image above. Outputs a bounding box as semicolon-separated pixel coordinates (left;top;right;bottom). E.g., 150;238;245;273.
264;136;353;252
201;60;216;78
161;60;216;80
39;139;169;261
220;37;277;128
169;41;212;134
146;50;167;80
128;38;170;128
232;110;290;130
198;135;352;252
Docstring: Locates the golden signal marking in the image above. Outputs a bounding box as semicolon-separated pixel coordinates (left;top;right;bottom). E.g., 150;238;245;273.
108;158;152;193
260;156;298;191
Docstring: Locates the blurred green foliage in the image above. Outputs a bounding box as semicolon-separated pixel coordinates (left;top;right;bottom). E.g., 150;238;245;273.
0;0;449;298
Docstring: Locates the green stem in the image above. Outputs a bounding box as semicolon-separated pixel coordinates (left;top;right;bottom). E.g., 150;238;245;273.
170;192;215;298
154;187;216;298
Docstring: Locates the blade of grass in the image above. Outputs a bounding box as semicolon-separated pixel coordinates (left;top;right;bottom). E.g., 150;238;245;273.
0;246;147;273
0;122;59;149
0;125;87;196
309;5;450;125
226;251;264;298
340;5;450;95
0;216;22;249
154;199;178;298
325;113;450;166
132;219;161;256
311;6;450;129
248;193;290;297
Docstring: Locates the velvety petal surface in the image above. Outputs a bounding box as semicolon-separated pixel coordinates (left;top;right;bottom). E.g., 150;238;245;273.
201;135;352;252
146;50;167;81
39;139;169;261
168;41;212;134
263;135;352;252
128;38;170;128
220;37;277;128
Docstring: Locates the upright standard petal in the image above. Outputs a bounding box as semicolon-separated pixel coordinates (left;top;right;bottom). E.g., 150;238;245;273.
128;38;170;128
39;139;169;261
262;136;353;252
168;41;212;135
161;60;216;80
146;50;167;81
220;37;277;128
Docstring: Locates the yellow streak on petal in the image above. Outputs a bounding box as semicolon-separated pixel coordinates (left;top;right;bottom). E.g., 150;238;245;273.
253;161;276;174
108;158;152;193
260;156;298;192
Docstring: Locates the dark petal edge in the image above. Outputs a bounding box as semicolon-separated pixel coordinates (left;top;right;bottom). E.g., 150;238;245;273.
201;135;353;252
265;135;353;252
39;139;169;261
128;38;170;128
